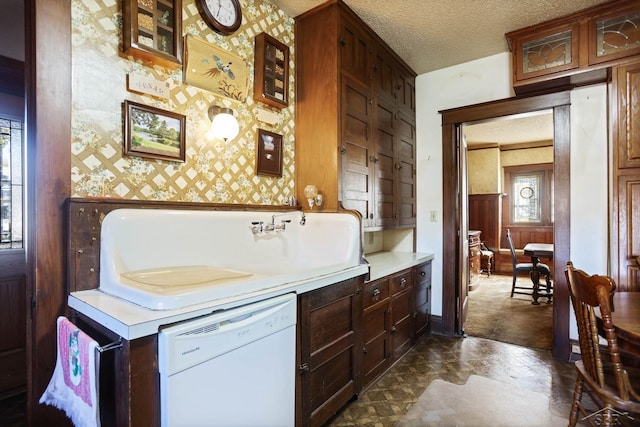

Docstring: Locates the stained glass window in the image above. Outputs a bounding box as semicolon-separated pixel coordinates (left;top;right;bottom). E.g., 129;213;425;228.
512;173;542;223
0;118;23;249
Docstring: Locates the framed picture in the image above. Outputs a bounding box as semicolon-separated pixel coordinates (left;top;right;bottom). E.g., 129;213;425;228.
184;35;249;102
124;100;186;162
256;129;283;177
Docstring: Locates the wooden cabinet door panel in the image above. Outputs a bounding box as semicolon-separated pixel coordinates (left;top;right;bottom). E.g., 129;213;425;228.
374;48;396;102
615;62;640;169
339;13;371;84
341;75;372;223
616;175;640;292
363;302;391;386
374;98;397;227
391;289;413;359
397;112;416;226
298;277;362;427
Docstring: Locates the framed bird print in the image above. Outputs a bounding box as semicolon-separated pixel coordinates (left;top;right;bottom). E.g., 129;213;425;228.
184;35;248;101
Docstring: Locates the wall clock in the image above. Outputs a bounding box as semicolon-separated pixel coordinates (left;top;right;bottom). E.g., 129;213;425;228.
196;0;242;35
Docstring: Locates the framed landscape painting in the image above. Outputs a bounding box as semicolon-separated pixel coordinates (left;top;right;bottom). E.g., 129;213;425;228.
124;100;186;162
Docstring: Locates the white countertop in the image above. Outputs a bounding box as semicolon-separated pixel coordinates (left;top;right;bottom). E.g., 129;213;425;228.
68;264;368;340
68;251;435;340
365;251;434;281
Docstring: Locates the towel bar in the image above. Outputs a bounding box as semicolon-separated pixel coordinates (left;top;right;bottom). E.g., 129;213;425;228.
96;337;123;353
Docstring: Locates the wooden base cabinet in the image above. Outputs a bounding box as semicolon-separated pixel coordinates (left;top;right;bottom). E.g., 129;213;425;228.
297;277;363;427
361;268;417;388
413;261;432;339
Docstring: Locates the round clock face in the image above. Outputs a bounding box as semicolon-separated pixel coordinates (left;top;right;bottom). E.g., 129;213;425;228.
199;0;242;35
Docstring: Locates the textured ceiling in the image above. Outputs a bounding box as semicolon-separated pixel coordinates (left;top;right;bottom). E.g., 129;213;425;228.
274;0;609;75
463;111;553;146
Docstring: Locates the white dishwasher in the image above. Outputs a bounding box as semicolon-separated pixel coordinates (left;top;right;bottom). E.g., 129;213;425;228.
158;293;297;427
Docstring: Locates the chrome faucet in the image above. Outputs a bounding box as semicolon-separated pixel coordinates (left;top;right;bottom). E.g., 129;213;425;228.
250;211;306;235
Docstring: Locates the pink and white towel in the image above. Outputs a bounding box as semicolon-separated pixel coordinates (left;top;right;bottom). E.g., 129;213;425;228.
39;316;100;427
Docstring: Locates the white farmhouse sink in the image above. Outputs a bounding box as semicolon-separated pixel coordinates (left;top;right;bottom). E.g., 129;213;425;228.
99;209;362;310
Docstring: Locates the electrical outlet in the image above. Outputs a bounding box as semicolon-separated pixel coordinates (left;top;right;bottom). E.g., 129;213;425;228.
430;210;438;222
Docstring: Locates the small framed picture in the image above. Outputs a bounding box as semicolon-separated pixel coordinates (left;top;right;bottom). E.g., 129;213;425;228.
124;100;186;162
256;129;283;177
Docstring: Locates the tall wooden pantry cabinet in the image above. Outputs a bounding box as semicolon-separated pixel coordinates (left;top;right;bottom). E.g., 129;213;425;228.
295;0;417;230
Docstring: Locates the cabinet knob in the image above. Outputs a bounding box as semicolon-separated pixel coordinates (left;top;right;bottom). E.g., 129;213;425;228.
420;271;426;277
370;156;379;163
369;213;374;219
339;39;346;46
299;363;309;373
372;288;381;297
391;325;397;333
363;346;368;354
400;277;407;286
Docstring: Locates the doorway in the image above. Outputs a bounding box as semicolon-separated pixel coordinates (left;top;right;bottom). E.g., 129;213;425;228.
463;111;554;349
440;91;572;360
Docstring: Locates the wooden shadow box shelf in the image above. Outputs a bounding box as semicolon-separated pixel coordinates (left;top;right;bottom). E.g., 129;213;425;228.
253;33;289;109
122;0;183;69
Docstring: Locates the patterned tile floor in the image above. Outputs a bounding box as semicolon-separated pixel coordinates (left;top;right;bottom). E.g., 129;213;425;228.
1;334;578;427
326;334;578;427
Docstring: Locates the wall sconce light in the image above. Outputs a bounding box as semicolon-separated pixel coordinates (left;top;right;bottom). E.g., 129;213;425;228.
208;105;239;141
303;184;323;209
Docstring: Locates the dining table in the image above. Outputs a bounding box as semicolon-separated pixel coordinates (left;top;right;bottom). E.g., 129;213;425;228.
603;292;640;359
522;243;554;304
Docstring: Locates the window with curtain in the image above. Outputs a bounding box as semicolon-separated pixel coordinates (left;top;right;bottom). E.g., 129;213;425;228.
505;163;553;226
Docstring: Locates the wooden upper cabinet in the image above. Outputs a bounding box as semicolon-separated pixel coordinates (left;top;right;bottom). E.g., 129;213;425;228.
506;0;640;92
296;0;416;231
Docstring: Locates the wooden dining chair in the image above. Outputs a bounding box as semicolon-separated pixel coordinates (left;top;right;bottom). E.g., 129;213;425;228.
506;229;552;298
565;261;640;426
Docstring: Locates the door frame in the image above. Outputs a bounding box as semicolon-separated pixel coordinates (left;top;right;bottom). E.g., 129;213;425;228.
440;91;571;360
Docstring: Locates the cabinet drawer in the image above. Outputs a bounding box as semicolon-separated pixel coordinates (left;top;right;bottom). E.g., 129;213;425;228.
390;270;411;295
414;263;432;285
364;279;389;309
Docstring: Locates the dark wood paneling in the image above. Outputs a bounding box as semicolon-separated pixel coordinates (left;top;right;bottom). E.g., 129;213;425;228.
0;275;26;398
0;55;24;97
468;193;503;253
26;0;72;424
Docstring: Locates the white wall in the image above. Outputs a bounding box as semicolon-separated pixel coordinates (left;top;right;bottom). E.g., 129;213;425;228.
568;84;609;339
415;52;609;342
415;52;514;317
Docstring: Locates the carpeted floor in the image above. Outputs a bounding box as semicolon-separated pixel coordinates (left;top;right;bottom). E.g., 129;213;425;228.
397;374;568;426
464;274;553;350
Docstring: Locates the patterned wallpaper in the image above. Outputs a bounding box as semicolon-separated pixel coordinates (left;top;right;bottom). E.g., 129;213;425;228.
71;0;296;204
468;145;554;194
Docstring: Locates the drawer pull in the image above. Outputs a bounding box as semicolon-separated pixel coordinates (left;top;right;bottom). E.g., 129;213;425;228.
372;288;381;297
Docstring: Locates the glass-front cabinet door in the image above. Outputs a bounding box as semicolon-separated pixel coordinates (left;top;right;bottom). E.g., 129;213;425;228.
589;6;640;65
513;23;580;82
